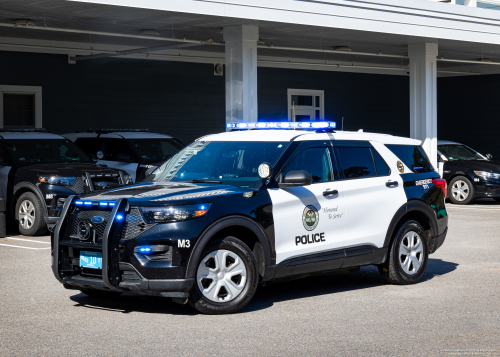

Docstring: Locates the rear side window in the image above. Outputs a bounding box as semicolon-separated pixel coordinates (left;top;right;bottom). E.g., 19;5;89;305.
103;139;131;161
371;149;390;176
74;138;101;158
337;147;376;179
385;145;434;173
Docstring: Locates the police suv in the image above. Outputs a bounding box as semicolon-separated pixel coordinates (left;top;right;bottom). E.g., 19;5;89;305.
52;122;448;314
0;129;131;236
64;129;185;183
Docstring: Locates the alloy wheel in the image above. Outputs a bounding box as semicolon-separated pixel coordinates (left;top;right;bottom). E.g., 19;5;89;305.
398;231;424;275
19;200;35;230
452;180;469;202
196;249;247;303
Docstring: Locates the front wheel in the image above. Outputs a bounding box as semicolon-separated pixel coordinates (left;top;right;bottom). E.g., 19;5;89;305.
449;176;475;205
16;192;47;236
378;220;429;285
189;236;259;314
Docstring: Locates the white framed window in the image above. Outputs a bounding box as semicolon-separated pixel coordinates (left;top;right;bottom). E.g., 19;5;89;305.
0;85;42;128
287;89;324;122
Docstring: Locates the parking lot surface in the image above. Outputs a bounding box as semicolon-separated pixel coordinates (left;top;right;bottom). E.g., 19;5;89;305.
0;201;499;357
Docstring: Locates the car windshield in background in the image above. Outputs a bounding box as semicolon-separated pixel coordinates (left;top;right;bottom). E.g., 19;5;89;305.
126;139;184;164
4;139;93;165
438;145;486;161
144;141;290;189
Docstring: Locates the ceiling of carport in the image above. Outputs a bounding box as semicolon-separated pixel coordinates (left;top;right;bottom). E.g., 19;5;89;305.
0;0;499;72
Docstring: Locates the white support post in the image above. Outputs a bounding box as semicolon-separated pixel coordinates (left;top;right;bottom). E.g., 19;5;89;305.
464;0;477;6
223;25;259;126
409;42;438;169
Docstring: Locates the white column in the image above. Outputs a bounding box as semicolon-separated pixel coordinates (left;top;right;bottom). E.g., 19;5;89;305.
409;42;438;169
223;25;259;125
464;0;477;6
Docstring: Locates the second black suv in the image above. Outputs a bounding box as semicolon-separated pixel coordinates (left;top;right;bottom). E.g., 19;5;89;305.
0;129;132;236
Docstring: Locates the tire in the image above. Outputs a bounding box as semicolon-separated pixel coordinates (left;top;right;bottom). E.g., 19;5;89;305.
189;236;259;315
378;220;429;285
80;289;122;298
16;192;47;236
449;176;476;205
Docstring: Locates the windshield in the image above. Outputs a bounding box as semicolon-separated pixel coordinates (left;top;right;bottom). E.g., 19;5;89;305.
144;141;290;189
126;139;184;164
438;144;486;161
4;139;93;165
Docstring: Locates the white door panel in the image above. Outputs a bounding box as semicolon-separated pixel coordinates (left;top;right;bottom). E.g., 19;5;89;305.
269;183;345;264
97;160;138;182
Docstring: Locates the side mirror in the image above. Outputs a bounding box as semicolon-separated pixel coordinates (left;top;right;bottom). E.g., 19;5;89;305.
116;153;131;161
96;151;104;160
279;170;312;188
486;153;493;160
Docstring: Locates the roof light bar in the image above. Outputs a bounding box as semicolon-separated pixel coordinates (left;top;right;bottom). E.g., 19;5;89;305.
226;121;336;130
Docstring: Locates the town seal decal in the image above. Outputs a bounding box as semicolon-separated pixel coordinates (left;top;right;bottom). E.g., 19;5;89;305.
302;205;319;231
397;160;404;173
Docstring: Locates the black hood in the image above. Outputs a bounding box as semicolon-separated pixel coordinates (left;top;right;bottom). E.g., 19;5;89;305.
448;159;500;172
17;162;123;177
80;182;245;206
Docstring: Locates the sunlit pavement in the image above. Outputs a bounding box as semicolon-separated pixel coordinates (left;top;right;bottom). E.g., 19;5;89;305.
0;200;498;356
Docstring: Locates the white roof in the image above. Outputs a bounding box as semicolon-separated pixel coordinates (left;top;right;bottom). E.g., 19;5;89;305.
0;131;65;140
64;132;173;140
198;130;420;145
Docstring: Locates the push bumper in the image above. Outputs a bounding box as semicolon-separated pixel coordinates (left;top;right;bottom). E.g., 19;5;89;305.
44;216;59;231
429;227;447;254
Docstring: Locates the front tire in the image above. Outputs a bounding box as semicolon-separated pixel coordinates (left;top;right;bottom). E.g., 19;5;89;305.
378;220;429;285
16;192;47;236
449;176;475;205
189;236;259;314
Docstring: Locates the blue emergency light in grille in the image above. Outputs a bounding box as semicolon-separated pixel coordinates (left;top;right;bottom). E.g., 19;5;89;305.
226;121;336;129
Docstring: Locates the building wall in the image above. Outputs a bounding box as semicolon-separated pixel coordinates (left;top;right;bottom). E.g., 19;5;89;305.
438;74;500;159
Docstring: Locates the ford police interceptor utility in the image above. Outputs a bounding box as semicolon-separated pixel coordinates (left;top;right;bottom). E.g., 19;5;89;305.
64;129;185;183
0;129;131;236
52;122;448;314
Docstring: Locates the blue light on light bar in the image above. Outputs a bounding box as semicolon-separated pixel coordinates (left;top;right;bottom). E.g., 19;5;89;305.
74;201;83;206
99;202;108;206
312;122;329;128
299;122;311;128
109;202;116;207
116;214;124;220
84;201;92;206
330;122;337;128
237;123;248;129
226;121;337;130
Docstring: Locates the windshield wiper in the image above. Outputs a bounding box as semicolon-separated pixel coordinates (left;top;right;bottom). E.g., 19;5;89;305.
183;179;223;184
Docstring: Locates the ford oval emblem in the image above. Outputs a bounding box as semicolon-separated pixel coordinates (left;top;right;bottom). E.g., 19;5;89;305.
97;182;107;188
91;216;104;224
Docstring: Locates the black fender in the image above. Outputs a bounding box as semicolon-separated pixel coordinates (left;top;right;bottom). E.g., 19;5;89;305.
383;200;438;248
13;182;48;219
185;216;272;279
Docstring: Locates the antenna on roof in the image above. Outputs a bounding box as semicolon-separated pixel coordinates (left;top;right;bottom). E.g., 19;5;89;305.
342;117;344;131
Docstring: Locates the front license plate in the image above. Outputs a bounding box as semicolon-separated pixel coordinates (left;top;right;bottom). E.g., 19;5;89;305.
80;251;102;269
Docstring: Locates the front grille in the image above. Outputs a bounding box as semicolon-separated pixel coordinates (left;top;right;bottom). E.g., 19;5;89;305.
93;180;122;191
70;210;111;241
121;208;157;240
68;175;123;194
69;177;86;194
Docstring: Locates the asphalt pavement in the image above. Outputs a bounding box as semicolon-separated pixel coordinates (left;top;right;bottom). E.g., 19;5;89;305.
0;200;499;356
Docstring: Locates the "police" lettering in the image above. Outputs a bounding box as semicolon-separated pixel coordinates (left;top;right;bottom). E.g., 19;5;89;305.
295;233;325;245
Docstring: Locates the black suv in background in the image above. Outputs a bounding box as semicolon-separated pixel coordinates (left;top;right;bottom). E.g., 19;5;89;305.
65;129;185;183
438;140;500;205
0;129;131;236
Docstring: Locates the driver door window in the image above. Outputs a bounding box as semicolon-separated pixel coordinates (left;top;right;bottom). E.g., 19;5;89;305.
282;147;335;183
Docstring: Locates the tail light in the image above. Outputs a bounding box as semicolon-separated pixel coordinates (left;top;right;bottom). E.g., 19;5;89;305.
432;178;447;199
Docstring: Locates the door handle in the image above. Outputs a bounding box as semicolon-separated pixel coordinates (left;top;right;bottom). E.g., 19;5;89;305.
323;189;338;197
386;181;399;187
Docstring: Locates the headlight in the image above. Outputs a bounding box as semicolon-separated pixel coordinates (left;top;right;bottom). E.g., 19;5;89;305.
38;175;77;186
474;171;500;179
124;174;133;184
139;204;211;223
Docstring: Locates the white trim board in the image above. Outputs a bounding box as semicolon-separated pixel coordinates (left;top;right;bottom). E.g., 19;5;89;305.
0;85;42;128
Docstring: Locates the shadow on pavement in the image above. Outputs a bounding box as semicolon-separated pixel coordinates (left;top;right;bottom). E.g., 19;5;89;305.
68;258;457;315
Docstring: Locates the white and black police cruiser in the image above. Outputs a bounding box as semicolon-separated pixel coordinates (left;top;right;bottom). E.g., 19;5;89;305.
64;129;185;183
52;121;448;314
0;129;131;236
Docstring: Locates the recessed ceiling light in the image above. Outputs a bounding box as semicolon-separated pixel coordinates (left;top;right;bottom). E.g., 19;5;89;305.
333;46;352;52
138;30;160;36
13;19;35;27
478;58;492;62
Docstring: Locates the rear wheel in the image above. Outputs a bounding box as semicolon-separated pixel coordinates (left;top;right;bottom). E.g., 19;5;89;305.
378;220;429;285
80;289;122;298
189;236;259;314
449;176;475;205
16;192;47;236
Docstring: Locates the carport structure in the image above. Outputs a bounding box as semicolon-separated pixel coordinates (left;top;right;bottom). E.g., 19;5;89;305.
2;0;500;162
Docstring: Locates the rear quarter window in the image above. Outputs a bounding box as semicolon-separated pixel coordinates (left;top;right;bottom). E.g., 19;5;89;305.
385;144;434;173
